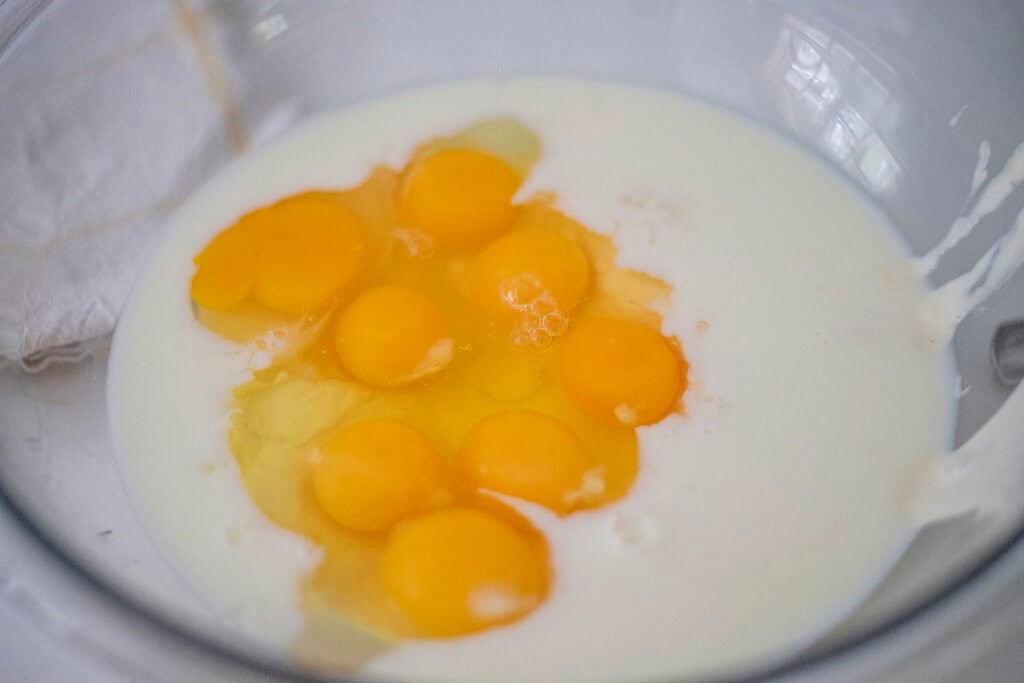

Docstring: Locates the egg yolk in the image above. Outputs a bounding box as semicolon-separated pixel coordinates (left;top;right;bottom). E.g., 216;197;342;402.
556;317;686;426
334;285;454;387
313;419;452;533
252;194;368;314
190;192;368;314
400;148;521;248
190;219;260;311
466;229;590;345
380;507;548;637
459;410;593;514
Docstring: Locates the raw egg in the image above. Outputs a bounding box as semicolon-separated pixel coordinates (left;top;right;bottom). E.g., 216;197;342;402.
313;419;452;533
458;409;593;514
334;286;454;388
556;317;686;426
400;148;522;249
381;507;548;636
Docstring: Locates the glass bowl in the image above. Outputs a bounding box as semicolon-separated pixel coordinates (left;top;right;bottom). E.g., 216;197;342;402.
2;1;1023;681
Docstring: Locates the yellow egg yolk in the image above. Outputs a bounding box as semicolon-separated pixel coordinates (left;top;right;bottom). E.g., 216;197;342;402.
380;507;549;637
466;229;590;346
313;419;452;533
192;119;686;650
459;410;594;514
191;192;367;314
400;148;521;248
334;285;454;388
556;317;687;426
190;219;260;311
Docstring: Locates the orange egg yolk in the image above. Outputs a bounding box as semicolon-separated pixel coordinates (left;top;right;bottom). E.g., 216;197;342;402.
381;507;548;637
190;120;687;647
400;148;521;248
313;419;452;533
334;285;454;388
190;219;260;311
191;192;367;314
556;317;686;426
459;410;593;514
466;229;590;346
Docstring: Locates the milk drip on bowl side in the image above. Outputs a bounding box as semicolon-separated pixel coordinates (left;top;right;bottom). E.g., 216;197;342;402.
906;139;1024;528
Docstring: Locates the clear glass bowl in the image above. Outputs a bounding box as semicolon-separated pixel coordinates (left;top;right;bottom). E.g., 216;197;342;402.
2;1;1023;681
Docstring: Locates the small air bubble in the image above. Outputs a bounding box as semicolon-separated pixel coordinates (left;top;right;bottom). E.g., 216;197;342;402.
543;313;568;336
499;274;543;309
532;297;556;317
520;312;542;330
511;329;531;346
530;329;552;348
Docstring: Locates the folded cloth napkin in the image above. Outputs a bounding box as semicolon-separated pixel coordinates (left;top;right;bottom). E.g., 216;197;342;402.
0;0;237;369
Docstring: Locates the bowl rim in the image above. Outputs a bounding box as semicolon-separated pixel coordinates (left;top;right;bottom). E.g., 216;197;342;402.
3;0;1024;679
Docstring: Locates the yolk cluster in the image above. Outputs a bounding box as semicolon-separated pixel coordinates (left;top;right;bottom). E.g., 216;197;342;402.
190;120;688;644
192;192;367;314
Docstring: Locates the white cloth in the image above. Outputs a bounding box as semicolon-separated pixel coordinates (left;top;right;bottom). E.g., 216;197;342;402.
0;0;233;368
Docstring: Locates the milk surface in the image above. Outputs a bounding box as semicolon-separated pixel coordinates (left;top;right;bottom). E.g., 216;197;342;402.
108;78;951;682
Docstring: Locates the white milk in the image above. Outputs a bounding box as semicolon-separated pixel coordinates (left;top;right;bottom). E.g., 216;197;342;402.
107;78;952;682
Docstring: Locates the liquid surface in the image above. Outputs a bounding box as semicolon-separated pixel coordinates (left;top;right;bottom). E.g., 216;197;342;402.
107;78;950;682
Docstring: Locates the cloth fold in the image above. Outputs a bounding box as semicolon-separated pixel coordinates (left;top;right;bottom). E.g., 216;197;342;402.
0;0;236;367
